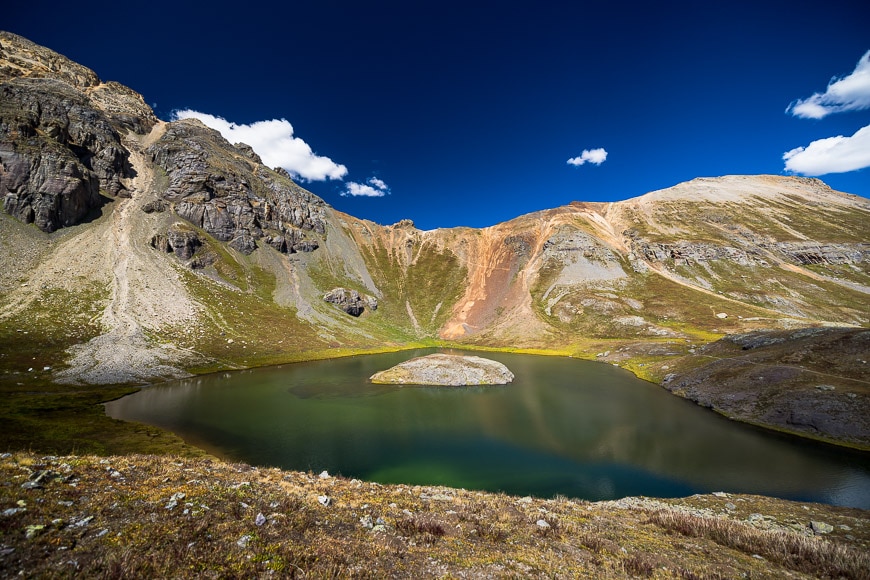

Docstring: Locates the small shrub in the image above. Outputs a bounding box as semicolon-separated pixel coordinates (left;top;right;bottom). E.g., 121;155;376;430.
395;514;446;544
624;552;657;577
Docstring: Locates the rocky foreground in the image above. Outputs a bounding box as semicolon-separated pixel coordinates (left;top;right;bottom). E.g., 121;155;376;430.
1;452;868;579
370;354;515;386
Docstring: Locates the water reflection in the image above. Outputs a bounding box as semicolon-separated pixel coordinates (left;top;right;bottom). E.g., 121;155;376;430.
106;349;870;507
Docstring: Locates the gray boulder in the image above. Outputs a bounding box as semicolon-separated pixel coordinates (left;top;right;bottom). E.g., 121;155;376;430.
323;288;378;317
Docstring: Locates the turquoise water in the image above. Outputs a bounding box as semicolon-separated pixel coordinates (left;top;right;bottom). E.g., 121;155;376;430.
106;349;870;507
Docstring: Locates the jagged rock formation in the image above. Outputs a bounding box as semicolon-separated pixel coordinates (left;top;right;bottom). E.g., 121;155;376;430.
1;32;868;448
370;353;514;385
0;32;158;233
149;222;203;260
323;287;377;316
147;120;326;255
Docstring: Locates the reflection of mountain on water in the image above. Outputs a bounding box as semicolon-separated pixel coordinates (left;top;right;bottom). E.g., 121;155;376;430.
106;350;870;508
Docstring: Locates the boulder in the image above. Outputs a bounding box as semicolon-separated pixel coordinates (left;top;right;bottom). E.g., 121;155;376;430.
166;223;202;260
323;288;377;317
142;199;168;213
228;233;257;255
370;353;514;386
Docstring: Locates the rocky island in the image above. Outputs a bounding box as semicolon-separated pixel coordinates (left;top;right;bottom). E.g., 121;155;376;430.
370;354;514;386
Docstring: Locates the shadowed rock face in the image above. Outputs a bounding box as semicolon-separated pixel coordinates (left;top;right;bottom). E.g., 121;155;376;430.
370;354;514;386
0;79;130;231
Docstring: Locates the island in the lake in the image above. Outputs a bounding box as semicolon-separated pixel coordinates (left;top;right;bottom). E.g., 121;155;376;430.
370;354;514;386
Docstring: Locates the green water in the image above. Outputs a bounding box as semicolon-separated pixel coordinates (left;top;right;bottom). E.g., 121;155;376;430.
106;349;870;507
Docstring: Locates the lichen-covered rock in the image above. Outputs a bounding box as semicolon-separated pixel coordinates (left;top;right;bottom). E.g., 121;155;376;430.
370;354;514;386
323;287;378;317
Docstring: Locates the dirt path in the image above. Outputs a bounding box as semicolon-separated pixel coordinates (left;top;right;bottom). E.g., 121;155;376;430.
55;124;204;385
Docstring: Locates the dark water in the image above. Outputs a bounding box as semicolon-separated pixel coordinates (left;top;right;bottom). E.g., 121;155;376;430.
106;349;870;508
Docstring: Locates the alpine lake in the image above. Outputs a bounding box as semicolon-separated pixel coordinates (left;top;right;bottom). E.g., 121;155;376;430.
106;349;870;509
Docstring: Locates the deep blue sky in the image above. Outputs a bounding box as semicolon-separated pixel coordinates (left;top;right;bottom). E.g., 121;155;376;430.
6;0;870;229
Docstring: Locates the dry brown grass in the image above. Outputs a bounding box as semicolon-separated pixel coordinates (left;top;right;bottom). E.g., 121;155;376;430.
647;508;870;580
1;453;868;578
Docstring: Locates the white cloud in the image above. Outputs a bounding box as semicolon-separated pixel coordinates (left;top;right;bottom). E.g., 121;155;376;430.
342;177;390;197
786;50;870;119
567;148;608;166
367;177;388;190
783;123;870;175
172;109;347;181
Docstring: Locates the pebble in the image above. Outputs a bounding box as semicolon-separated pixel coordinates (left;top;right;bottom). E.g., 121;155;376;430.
166;492;186;510
255;513;266;526
317;495;331;507
25;524;44;539
319;470;330;479
237;534;252;548
72;515;94;528
535;519;551;530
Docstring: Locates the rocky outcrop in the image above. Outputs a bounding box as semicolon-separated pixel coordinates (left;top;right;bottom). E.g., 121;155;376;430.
0;31;99;89
150;223;203;261
662;328;870;449
0;32;147;232
147;120;326;254
370;353;514;386
323;288;378;317
0;79;131;231
624;232;868;269
773;242;870;266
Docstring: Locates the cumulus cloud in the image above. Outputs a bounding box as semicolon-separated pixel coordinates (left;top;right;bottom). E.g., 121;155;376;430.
567;148;608;166
172;109;347;181
786;50;870;119
783;123;870;175
342;177;390;197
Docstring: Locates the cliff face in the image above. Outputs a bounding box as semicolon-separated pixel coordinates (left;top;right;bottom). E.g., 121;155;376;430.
1;31;868;389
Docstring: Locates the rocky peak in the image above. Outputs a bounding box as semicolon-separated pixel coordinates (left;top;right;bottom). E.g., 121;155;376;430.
0;31;100;88
146;119;328;254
